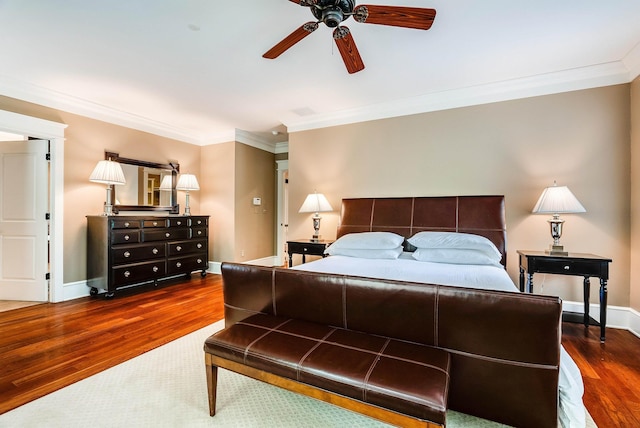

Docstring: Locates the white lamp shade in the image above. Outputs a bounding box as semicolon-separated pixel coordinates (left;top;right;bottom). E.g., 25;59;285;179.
159;175;173;191
532;183;586;214
176;174;200;191
299;192;333;213
89;160;126;185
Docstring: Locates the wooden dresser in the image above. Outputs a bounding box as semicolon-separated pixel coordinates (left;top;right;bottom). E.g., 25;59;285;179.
87;215;209;298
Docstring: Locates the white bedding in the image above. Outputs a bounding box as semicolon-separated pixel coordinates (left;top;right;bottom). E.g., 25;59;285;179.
294;254;587;428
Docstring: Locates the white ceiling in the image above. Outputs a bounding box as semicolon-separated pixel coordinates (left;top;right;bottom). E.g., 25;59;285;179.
0;1;639;150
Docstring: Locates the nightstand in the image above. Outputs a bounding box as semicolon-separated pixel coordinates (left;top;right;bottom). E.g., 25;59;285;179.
517;250;611;342
287;239;333;268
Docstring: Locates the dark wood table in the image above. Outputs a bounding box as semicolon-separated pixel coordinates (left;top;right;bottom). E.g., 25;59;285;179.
287;239;333;267
517;250;611;342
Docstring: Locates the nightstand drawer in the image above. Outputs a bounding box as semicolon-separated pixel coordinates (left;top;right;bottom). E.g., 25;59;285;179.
287;241;326;256
533;258;605;277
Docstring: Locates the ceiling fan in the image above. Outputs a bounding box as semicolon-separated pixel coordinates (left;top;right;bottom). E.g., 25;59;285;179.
263;0;436;74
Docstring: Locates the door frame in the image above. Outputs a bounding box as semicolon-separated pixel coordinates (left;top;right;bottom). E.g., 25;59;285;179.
0;109;67;302
276;160;288;266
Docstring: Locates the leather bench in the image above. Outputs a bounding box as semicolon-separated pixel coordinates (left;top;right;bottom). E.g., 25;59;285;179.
205;313;451;427
204;262;562;428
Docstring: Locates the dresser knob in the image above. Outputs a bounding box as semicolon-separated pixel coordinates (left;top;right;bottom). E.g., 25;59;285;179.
176;245;182;252
197;230;202;235
124;222;130;227
165;232;170;238
124;271;130;278
564;265;570;270
197;259;202;264
177;221;182;225
153;266;159;273
153;221;158;226
197;243;202;249
124;251;131;258
124;235;130;241
176;262;182;268
152;248;159;254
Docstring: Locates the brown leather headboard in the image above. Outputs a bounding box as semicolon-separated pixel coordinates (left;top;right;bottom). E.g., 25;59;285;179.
336;196;507;267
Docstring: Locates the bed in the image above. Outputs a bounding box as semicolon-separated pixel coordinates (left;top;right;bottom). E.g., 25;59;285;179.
293;196;586;428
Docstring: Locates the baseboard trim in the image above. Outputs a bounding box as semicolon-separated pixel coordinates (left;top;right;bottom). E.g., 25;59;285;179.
563;300;640;337
62;280;90;301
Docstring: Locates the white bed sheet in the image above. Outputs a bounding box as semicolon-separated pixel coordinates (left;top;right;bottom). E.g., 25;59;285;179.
294;254;587;428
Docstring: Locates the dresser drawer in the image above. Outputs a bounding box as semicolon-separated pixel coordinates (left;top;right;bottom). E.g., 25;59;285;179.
110;219;141;229
111;230;140;244
533;258;604;277
111;243;166;264
112;260;167;286
142;228;190;242
143;219;168;228
168;239;207;256
191;227;207;238
190;217;208;227
167;254;208;274
168;218;188;228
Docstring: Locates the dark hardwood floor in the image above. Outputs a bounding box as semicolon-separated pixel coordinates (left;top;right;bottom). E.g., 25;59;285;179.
1;273;639;427
0;274;224;415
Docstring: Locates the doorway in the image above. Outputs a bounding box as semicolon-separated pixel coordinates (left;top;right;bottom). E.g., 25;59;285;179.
276;160;289;266
0;109;66;303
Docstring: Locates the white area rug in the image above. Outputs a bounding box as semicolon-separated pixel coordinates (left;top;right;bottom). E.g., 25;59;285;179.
0;320;595;428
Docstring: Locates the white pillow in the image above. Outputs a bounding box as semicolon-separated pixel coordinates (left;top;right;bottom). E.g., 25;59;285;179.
408;231;501;258
324;246;403;259
329;232;405;250
412;248;502;266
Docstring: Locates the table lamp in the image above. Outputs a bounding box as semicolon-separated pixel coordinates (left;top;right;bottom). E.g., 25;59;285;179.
177;173;199;216
89;159;126;215
532;181;586;255
299;192;333;242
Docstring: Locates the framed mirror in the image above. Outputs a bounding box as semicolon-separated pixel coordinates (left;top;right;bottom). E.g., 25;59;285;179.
105;151;180;214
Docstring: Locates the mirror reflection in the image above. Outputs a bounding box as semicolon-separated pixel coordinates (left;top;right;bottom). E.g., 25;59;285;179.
116;164;173;206
105;151;179;213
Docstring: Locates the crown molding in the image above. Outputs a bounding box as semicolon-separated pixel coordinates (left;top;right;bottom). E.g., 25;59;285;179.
0;74;204;144
0;58;635;143
623;41;640;81
284;61;632;133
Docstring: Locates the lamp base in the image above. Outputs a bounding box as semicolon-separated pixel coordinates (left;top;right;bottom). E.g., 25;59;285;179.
310;234;321;243
545;244;568;256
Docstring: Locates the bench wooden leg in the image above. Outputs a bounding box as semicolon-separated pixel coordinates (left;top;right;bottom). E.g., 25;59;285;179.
205;353;218;416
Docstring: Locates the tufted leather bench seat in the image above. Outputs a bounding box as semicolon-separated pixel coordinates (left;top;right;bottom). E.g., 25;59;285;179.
205;313;451;426
204;262;562;428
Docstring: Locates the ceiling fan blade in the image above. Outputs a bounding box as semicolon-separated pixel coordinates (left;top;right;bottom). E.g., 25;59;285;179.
289;0;317;6
263;22;319;59
354;5;436;30
333;27;365;74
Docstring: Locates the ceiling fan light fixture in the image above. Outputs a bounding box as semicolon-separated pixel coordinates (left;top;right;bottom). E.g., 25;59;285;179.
322;8;344;28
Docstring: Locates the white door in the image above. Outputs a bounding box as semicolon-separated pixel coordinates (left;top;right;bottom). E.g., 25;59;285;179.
0;140;49;301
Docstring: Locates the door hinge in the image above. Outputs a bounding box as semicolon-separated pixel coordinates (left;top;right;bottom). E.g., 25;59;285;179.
45;272;50;280
45;213;50;220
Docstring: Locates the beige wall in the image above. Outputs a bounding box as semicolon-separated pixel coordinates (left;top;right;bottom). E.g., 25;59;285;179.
631;76;640;312
201;142;236;263
289;85;632;307
200;141;276;264
234;143;276;262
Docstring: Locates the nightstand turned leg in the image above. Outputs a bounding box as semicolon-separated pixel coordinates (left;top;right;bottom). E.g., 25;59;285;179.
519;267;525;292
583;277;590;328
600;278;608;342
527;273;534;294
